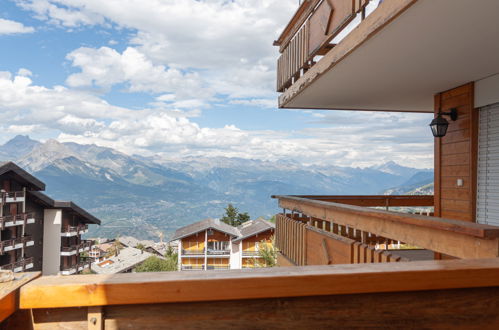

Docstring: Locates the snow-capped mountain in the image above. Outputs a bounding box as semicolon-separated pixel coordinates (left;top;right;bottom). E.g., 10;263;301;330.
0;135;433;239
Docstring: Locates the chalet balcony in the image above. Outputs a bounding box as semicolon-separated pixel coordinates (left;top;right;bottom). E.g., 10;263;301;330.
1;191;25;203
0;213;35;229
0;257;33;273
60;245;79;256
60;224;88;237
79;240;93;253
272;195;499;266
206;265;230;270
181;264;204;270
60;265;78;275
242;251;260;257
181;249;205;255
206;248;230;256
275;0;376;93
0;236;34;254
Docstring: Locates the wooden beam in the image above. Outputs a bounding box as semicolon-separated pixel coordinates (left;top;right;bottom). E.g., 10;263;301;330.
276;195;434;207
275;196;499;239
28;287;499;329
0;272;40;322
20;259;499;309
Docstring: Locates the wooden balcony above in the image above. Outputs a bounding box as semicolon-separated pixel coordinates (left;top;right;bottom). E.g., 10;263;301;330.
275;0;373;93
276;0;499;111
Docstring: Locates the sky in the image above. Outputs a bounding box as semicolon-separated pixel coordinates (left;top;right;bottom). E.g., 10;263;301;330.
0;0;434;168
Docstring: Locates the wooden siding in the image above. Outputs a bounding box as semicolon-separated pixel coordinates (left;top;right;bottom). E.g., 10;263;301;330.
434;83;478;222
206;230;230;242
276;214;408;266
181;233;205;251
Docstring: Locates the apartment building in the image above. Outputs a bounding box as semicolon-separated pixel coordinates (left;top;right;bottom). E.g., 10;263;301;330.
0;162;100;275
171;218;274;271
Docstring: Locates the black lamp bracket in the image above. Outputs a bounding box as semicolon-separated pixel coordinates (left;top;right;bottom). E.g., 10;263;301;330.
438;108;458;121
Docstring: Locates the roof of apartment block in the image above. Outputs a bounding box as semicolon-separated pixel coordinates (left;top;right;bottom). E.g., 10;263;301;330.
91;247;154;274
0;161;45;191
171;218;274;242
28;191;101;225
170;218;241;241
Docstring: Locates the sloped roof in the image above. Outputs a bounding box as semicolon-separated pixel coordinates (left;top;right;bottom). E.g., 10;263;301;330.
170;218;240;241
171;218;274;242
0;162;45;190
28;191;101;225
91;247;153;274
119;236;155;248
233;219;275;242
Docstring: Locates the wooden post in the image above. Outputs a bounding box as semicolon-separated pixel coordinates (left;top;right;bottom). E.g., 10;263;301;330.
88;306;103;330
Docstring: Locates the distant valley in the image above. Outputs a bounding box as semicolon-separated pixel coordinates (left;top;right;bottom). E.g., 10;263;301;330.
0;135;433;240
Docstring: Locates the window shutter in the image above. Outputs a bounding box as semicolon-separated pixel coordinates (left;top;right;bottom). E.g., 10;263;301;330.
477;103;499;225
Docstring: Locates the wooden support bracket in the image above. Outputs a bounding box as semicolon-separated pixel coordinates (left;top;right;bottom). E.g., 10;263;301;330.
88;306;103;330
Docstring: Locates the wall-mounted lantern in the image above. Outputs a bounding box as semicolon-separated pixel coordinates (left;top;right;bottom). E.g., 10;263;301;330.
429;108;458;138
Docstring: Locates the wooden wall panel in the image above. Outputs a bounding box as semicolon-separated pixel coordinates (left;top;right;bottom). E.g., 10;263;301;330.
434;82;477;222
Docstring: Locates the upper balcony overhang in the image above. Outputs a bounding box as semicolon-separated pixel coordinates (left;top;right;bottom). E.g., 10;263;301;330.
277;0;499;112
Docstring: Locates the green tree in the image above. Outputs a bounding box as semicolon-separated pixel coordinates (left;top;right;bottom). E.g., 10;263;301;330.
257;236;278;267
135;255;178;272
135;243;145;251
237;212;250;224
165;246;175;257
221;204;251;226
221;204;238;226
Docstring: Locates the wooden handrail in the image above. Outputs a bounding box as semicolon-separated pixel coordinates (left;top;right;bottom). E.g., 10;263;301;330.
273;195;499;239
0;272;40;322
19;258;499;309
274;194;434;207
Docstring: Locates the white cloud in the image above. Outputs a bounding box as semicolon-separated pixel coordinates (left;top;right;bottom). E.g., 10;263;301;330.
66;46;212;102
0;69;433;168
230;98;276;109
0;18;35;35
17;0;297;106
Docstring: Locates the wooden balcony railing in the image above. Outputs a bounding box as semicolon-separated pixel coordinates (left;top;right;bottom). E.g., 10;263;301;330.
273;195;499;264
0;236;34;254
0;213;35;229
0;257;34;272
1;191;25;203
181;264;204;270
206;265;230;270
182;249;205;255
275;0;373;92
60;224;88;236
207;249;230;255
1;259;497;328
242;250;260;257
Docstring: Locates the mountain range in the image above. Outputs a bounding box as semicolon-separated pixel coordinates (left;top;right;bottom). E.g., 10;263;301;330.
0;135;433;240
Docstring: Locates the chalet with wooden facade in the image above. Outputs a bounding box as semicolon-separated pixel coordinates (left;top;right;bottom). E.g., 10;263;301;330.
2;1;499;328
171;218;274;270
0;162;100;275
